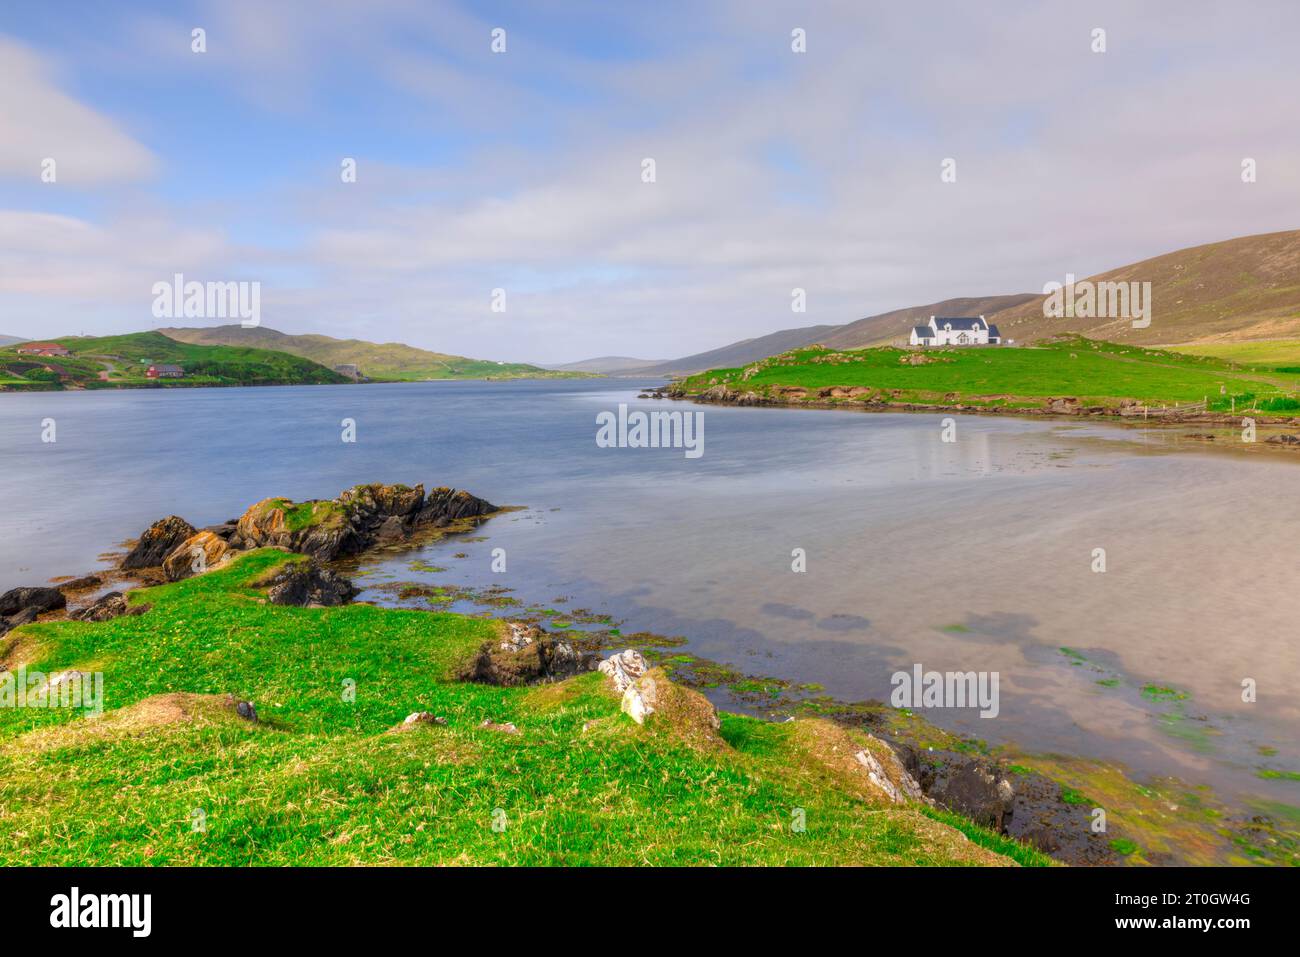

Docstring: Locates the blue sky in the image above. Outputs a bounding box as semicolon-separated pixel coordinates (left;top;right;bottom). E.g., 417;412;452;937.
1;1;1298;361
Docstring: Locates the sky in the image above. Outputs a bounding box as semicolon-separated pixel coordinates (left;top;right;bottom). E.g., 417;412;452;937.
1;0;1298;364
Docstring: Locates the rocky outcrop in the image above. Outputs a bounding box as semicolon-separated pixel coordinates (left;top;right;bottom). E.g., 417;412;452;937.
161;531;231;582
121;516;197;569
71;592;150;622
0;586;66;617
229;483;497;561
458;622;597;686
1043;397;1081;415
264;560;358;607
416;487;499;527
1265;433;1300;446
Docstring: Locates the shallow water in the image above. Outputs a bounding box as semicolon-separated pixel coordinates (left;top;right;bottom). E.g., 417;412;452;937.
2;379;1298;807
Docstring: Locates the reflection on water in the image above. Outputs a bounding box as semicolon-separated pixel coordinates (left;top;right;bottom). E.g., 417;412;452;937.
2;380;1298;806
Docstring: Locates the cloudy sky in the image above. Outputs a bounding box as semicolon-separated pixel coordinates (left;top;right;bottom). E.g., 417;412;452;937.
1;0;1297;363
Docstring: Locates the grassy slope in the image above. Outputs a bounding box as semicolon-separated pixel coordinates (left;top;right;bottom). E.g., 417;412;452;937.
159;325;588;381
681;336;1300;413
993;229;1300;346
0;331;348;389
0;550;1044;866
1176;339;1300;371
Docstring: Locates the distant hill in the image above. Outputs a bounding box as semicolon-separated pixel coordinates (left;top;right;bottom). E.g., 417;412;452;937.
545;356;664;374
628;324;842;376
994;229;1300;345
621;297;1035;376
0;335;26;347
160;325;584;381
817;295;1038;349
0;331;348;391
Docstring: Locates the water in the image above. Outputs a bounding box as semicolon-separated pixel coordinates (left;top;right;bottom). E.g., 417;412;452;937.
3;380;1299;808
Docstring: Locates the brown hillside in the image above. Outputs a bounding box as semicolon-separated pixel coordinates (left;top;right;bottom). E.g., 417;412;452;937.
994;229;1300;346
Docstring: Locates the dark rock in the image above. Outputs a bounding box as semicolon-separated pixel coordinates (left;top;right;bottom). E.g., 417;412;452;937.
71;592;148;622
1265;433;1300;446
415;487;497;527
374;514;409;544
121;516;197;569
926;758;1017;832
235;700;258;722
60;574;103;591
265;561;358;607
202;522;238;540
458;623;598;686
0;605;41;637
0;586;66;617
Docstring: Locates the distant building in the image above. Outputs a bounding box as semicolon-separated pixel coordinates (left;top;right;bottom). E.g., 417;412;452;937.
16;342;71;357
333;364;361;380
146;364;185;379
909;316;1002;347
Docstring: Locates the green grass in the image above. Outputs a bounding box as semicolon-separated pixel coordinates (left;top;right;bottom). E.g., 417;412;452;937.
1178;339;1300;370
157;326;592;382
0;550;1027;866
0;331;348;390
679;336;1300;412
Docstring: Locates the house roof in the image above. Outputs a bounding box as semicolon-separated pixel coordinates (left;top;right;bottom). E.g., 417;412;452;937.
933;317;987;331
986;324;1001;339
151;364;184;373
19;342;66;350
911;325;935;338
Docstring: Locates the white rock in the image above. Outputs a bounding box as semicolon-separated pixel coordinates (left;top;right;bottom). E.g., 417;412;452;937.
853;741;926;804
598;649;648;693
620;674;659;725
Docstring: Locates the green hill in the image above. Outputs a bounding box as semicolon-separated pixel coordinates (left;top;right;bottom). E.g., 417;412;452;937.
0;331;348;390
160;325;588;381
677;335;1300;415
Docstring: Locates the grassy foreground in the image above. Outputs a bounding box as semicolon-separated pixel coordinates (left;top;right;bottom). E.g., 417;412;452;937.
679;336;1300;415
0;550;1043;866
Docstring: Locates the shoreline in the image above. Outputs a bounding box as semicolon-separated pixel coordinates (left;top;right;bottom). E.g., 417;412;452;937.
5;481;1297;865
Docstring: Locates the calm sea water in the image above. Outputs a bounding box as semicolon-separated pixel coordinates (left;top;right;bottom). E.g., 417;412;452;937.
2;379;1299;806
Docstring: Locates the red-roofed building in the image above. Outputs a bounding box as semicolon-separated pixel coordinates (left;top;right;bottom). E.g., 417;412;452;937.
16;342;71;357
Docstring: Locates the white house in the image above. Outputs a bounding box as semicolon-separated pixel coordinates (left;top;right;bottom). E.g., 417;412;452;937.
909;315;1002;347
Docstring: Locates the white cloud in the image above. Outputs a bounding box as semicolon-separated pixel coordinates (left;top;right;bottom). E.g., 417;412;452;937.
0;37;155;184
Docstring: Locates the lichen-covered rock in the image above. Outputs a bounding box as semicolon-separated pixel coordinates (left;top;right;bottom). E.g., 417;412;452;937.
71;591;143;622
230;483;496;561
854;743;926;805
264;560;358;607
121;516;196;569
458;622;596;686
162;531;230;582
0;586;66;617
598;649;648;693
